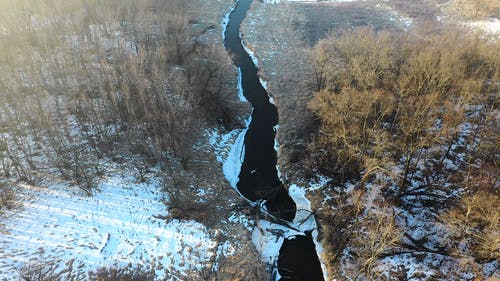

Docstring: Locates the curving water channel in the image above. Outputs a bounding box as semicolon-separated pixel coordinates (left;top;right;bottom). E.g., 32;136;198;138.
223;0;324;280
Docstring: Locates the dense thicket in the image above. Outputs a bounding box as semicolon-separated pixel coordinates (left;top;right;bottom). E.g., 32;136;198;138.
0;0;237;194
308;27;499;280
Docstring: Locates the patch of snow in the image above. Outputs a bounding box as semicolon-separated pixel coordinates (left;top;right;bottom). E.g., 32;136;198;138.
273;125;281;179
242;40;259;67
209;128;240;163
228;212;254;231
269;96;276;105
213;240;236;271
251;220;301;264
237;67;247;102
251;221;284;278
221;5;235;41
289;185;310;208
265;78;276;105
376;3;413;28
363;183;381;213
308;175;332;191
343;181;356;192
275;160;282;179
289;185;314;227
0;176;217;280
222;115;252;189
197;188;207;196
259;77;268;90
288;184;329;280
377;253;438;280
262;0;282;4
465;18;500;36
484;260;500;277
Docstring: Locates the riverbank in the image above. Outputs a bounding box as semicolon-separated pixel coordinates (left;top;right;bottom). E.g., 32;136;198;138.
241;1;316;182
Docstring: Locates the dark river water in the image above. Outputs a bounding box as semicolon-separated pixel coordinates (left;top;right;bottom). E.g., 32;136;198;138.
223;0;324;280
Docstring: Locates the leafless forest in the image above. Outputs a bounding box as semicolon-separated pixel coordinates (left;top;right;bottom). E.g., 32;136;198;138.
0;0;240;196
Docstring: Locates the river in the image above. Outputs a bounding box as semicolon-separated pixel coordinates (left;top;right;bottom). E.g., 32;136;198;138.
223;0;325;280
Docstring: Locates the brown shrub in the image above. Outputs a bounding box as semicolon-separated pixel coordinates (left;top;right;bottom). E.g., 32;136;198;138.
0;182;16;211
16;262;61;281
308;26;499;189
318;188;401;281
309;24;499;279
441;190;500;262
88;265;155;281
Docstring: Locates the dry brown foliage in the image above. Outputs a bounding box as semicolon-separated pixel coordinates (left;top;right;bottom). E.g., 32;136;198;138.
318;188;402;281
309;26;499;190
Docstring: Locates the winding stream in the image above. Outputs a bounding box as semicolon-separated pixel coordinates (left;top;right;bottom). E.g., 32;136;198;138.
223;0;324;280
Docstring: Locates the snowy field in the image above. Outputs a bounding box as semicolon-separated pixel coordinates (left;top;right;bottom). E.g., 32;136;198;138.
0;176;218;280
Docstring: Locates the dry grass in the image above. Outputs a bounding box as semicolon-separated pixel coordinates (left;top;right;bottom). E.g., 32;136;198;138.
444;0;500;19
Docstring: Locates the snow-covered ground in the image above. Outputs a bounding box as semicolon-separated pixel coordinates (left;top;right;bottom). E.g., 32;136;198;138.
209;114;251;192
466;18;500;37
221;4;235;41
0;176;218;280
242;41;260;68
